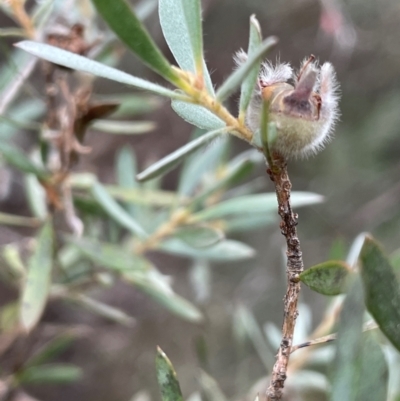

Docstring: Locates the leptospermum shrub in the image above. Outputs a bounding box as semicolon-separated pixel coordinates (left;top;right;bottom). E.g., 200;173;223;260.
0;0;400;400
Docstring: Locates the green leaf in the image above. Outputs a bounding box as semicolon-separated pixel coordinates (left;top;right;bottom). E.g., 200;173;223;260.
136;127;228;182
173;225;224;248
15;41;187;100
17;364;82;385
91;182;147;239
198;370;228;401
69;237;149;272
360;236;400;352
68;293;135;326
330;276;365;401
216;36;278;102
104;94;161;118
91;119;156;134
193;192;323;222
26;334;75;367
224;214;276;233
171;101;225;131
0;142;47;178
156;347;184;401
0;212;40;228
160;238;255;262
300;260;351;296
239;15;262;119
25;174;47;219
91;0;179;84
20;220;53;332
124;269;202;322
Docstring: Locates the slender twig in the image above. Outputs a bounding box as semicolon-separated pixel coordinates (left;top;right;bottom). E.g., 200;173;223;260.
265;155;304;401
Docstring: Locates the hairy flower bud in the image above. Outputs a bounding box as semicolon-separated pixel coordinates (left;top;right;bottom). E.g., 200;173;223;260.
240;55;340;159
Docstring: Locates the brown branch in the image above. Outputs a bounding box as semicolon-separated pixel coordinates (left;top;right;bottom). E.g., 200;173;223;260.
265;155;304;401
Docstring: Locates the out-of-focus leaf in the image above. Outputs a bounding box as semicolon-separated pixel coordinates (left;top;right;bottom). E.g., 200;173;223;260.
193;192;323;222
15;42;187;100
264;322;282;350
224;214;276;233
346;232;368;267
390;248;400;271
26;334;75;367
136;127;228;182
0;212;40;227
156;347;184;401
239;15;262;120
91;0;179;84
198;370;228;401
235;305;274;370
20;220;53;332
300;260;351;296
171;101;225;131
68;237;149;272
0;142;47;178
116;147;137;216
102;94;161;118
0;302;19;331
189;259;211;303
173;225;224;248
360;236;400;352
160;238;255;262
178;135;228;197
124;269;202;322
17;364;82;385
68;293;135;326
91;182;147;238
25;174;47;219
330;277;364;401
216;36;277;102
1;243;26;279
106;186;180;207
355;332;388;401
328;237;347;261
0;28;25;37
91;119;156;134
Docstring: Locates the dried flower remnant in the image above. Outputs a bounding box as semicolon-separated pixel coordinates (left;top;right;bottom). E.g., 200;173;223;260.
239;53;340;159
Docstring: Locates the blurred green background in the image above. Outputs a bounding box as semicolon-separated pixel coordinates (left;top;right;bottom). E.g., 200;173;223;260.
1;0;400;400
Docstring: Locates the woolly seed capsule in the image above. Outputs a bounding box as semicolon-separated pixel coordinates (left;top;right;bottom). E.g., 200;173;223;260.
242;54;340;159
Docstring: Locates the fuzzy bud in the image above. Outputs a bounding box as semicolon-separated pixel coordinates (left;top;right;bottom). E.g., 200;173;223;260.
242;55;340;159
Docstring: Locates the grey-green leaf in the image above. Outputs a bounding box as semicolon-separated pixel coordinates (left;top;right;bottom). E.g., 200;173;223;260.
91;0;179;84
239;15;262;118
360;236;400;352
193;192;323;222
68;237;149;272
91;182;147;239
173;225;224;248
160;238;255;262
136;127;228;182
0;142;47;178
156;347;184;401
91;120;156;135
17;364;82;385
15;41;187;100
216;36;278;102
300;260;352;296
171;101;225;131
20;220;53;332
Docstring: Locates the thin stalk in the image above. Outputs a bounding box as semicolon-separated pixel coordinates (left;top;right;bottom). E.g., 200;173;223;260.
265;154;304;401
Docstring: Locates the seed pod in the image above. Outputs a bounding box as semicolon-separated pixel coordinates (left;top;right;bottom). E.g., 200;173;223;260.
242;55;340;159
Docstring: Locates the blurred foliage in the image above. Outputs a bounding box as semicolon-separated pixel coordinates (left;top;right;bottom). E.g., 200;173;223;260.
1;1;400;401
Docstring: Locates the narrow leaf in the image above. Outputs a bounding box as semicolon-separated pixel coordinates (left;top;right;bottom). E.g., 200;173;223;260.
360;236;400;352
20;220;53;332
91;182;147;239
156;347;184;401
124;269;202;322
15;41;187;100
160;238;255;262
171;101;225;131
0;142;47;178
239;15;262;119
17;364;82;385
25;174;47;219
330;277;365;401
193;192;323;222
91;120;156;134
216;36;278;102
91;0;179;83
116;147;137;216
300;260;351;296
0;212;40;228
68;237;150;272
136;127;228;182
173;225;224;248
